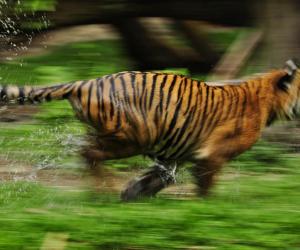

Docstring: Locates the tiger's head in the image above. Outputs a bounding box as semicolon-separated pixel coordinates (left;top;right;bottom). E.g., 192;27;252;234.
273;59;300;120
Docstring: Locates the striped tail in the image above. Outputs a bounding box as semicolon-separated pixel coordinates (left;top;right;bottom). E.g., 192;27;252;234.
0;83;74;104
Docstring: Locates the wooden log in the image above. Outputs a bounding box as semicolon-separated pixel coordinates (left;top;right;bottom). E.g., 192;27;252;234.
208;29;263;80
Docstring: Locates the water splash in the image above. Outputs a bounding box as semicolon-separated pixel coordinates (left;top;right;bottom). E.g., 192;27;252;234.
0;0;50;60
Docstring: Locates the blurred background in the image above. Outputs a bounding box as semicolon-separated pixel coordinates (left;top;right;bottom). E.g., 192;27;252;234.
0;0;300;249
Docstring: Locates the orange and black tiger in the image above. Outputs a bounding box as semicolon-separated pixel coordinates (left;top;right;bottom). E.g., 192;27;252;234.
1;60;300;200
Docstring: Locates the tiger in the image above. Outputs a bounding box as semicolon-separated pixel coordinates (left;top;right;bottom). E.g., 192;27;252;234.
0;59;299;201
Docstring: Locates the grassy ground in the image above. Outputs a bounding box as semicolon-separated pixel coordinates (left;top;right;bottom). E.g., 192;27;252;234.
0;160;299;250
0;36;300;249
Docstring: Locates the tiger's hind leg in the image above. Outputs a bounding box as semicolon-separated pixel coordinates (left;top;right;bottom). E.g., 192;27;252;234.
81;146;112;191
81;133;140;192
121;161;177;201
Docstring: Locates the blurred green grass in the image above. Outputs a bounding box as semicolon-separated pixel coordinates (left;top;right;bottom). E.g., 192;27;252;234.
0;40;133;85
0;169;299;250
0;35;300;249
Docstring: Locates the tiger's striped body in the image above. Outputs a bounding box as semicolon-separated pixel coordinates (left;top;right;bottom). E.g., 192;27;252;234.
70;72;209;162
1;60;300;200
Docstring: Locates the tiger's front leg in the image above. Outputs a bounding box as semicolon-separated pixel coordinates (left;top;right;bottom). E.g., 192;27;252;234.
191;158;225;197
121;161;177;201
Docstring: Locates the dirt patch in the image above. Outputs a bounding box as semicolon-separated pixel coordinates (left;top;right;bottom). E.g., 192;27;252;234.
0;105;39;122
0;157;197;198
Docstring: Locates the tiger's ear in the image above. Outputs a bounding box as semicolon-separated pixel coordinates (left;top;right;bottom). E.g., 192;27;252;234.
278;59;299;91
284;59;299;76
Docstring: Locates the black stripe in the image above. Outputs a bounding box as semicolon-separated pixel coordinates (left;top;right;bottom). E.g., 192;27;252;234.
196;85;210;138
255;85;260;110
231;87;239;118
169;104;198;159
77;80;88;101
138;73;149;124
45;93;52;102
176;91;201;156
158;74;177;139
216;88;225;123
139;73;147;113
202;85;210;118
192;91;199;123
203;93;221;138
143;89;148;114
0;86;7;101
34;89;46;101
99;78;107;121
176;78;184;101
160;111;169;140
114;72;126;78
222;87;232;121
141;73;147;94
116;105;121;129
210;87;215;105
204;87;227;139
235;85;248;132
208;90;219;121
130;73;137;107
77;81;88;118
219;87;225;119
184;84;205;152
187;85;202;142
33;91;42;103
96;79;102;125
135;73;141;101
154;104;160;127
171;106;195;148
156;128;180;156
119;74;132;114
183;77;188;90
47;84;70;100
109;76;116;120
119;75;128;100
18;87;25;104
62;84;73;99
26;88;34;104
87;81;94;123
239;86;248;118
149;74;158;109
159;74;168;113
184;80;193;115
223;87;234;120
171;131;193;159
162;97;183;140
116;75;135;125
243;83;251;105
166;75;178;109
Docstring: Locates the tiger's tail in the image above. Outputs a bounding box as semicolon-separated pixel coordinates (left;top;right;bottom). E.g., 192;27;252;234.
0;83;74;105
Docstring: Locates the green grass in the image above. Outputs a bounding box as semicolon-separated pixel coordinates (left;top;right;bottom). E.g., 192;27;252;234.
0;40;133;85
0;162;299;250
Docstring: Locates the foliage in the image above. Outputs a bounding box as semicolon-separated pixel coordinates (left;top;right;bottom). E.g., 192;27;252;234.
14;0;56;12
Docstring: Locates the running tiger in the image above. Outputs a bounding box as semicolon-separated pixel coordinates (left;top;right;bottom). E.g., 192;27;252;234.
1;60;300;200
